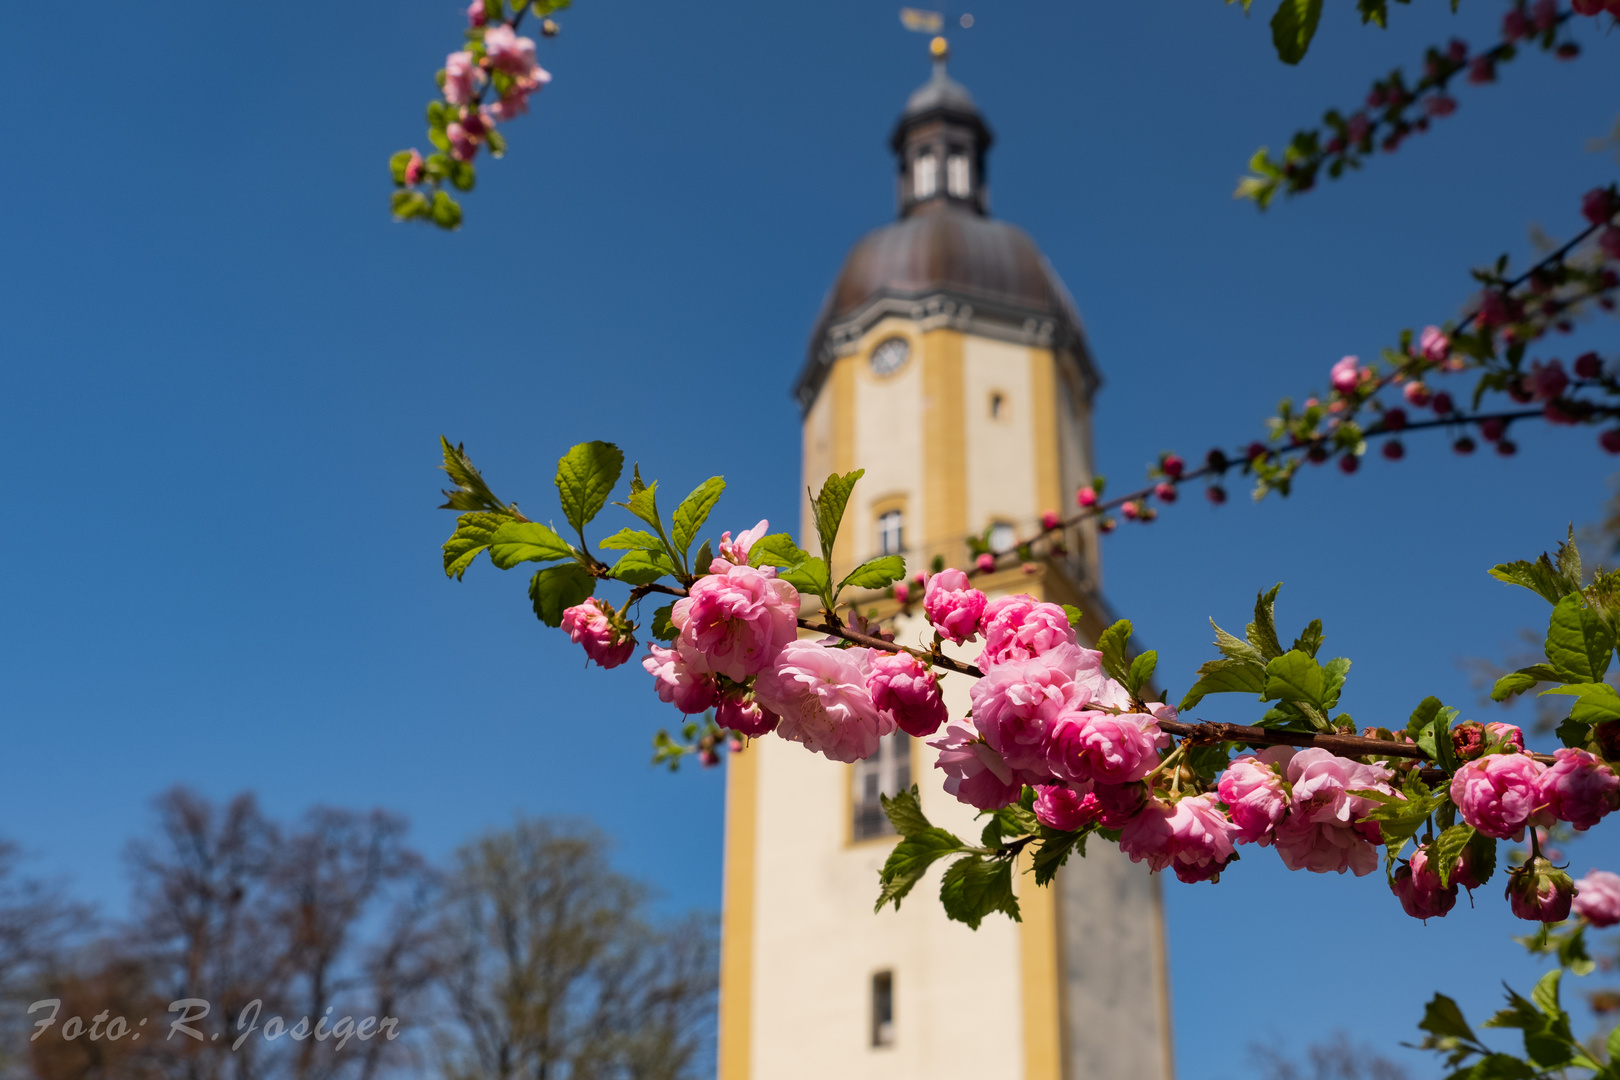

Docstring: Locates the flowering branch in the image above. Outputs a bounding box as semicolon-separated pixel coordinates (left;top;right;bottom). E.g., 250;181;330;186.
1238;1;1604;209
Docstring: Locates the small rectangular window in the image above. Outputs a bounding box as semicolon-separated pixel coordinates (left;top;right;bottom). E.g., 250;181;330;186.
871;971;894;1048
877;509;904;555
852;732;912;841
913;153;937;199
947;154;970;198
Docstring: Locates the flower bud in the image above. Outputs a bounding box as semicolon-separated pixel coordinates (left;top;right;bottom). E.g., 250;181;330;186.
1041;510;1061;531
1506;857;1575;923
1206;485;1227;505
1338;454;1359;475
1575;352;1603;379
1392;848;1458;920
975;552;996;573
868;651;948;738
1452;721;1486;761
1404;381;1432;407
1154;482;1177;503
1162;454;1185;478
1076;486;1098;508
717;692;780;737
1382;440;1405;461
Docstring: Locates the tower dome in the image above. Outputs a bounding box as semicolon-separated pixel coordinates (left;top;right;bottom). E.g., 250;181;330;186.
793;42;1099;413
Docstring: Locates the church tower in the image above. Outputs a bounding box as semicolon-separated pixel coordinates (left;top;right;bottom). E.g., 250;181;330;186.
719;40;1175;1080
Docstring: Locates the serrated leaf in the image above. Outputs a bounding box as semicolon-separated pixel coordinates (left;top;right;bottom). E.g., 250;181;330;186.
1321;656;1350;709
529;563;595;627
778;556;830;598
1541;682;1620;725
1247;585;1284;660
1211;619;1264;663
1491;557;1575;605
1545;594;1613;682
939;855;1020;929
880;786;933;836
748;533;811;570
1098;619;1133;684
1263;650;1324;707
811;469;864;566
1430;824;1475;889
1292;618;1323;658
875;828;966;913
1408;696;1444;740
1127;651;1157;698
555;441;624;536
1532;970;1564;1023
1492;669;1554;702
841;555;906;592
442;511;513;579
620;479;661;531
608;549;676;585
438;437;513;514
1061;605;1084;628
488;521;574;569
1179;657;1266;710
1421;993;1478;1043
672;476;725;555
1270;0;1323;64
1032;829;1086;887
598;528;665;551
650;604;677;642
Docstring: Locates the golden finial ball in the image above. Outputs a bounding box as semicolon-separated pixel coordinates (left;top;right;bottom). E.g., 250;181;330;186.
929;36;949;59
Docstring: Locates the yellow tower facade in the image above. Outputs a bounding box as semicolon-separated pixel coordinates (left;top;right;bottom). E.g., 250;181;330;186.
720;45;1174;1080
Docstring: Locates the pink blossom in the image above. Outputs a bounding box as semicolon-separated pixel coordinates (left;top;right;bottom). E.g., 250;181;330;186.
483;24;538;75
1403;381;1432;407
1033;783;1102;831
1346;112;1371;144
1077;486;1098;508
402;149;425;184
716;692;779;737
977;595;1078;669
1532;0;1558;30
643;645;719;715
1425;95;1457;118
467;0;487;25
1468;56;1496;84
560;597;636;669
1573;870;1620;926
716;519;768;565
969;645;1084;777
1507;858;1575;922
1041;510;1062;531
892;581;910;605
1480;291;1511;327
670;562;799;682
1451;753;1546;839
1392;848;1458;920
1271;749;1394;876
1119;794;1241;884
1218;747;1292;843
868;651;948;738
447;122;479;162
1528;359;1569;401
1046;704;1171;786
929;721;1022;809
756;642;892;763
1487;722;1526;751
443;51;483;106
923;569;986;645
1502;8;1529;39
1419;326;1450;363
975;552;996;573
1330;356;1363;394
1537;748;1620;830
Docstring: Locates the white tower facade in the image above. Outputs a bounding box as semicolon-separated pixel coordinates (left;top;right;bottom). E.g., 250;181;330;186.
718;45;1175;1080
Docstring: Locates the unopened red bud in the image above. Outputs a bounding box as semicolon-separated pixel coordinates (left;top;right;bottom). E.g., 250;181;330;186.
1556;42;1580;59
975;552;996;573
1162;454;1185;479
1306;444;1328;464
1077;486;1098;508
1507;379;1534;404
1431;391;1455;414
1154;482;1177;503
1099;517;1117;533
1497;439;1518;456
1207;485;1227;505
1454;436;1477;455
1382;440;1405;460
1602;429;1620;454
1479;417;1507;442
1121;501;1139;521
1382;407;1408;431
1404;381;1432;407
1206;448;1229;471
1576;352;1602;379
1339;454;1360;475
1041;510;1061;531
1246;441;1268;463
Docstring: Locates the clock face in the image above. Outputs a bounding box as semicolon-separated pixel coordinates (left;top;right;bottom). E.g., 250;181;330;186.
870;337;910;377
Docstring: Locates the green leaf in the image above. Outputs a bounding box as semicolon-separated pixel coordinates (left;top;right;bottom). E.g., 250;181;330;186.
1604;1014;1620;1064
430;189;462;230
672;476;725;555
1491;557;1576;605
1558;923;1594;977
875;828;966;912
1292;618;1324;658
1031;829;1086;887
555;441;624;537
618;471;661;530
608;549;676;585
529;563;595;626
447;158;476;192
1407;696;1444;741
1211;619;1264;663
1492;667;1561;702
1447;1054;1537;1080
1544;594;1613;682
939;855;1020;930
1532;970;1564;1023
487;521;574;569
1541;682;1620;725
880;785;933;836
1421;994;1478;1043
778;556;831;598
748;533;812;570
1061;605;1084;628
1270;0;1323;64
1465;830;1497;888
1263;650;1324;707
438;437;513;514
597;528;665;551
1179;657;1266;710
1321;656;1351;709
1127;651;1157;698
650;604;677;642
841;555;906;592
1247;585;1285;660
1430;824;1475;889
1098;619;1133;684
442;511;512;579
810;469;864;566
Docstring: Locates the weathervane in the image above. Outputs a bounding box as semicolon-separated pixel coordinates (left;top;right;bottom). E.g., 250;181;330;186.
899;6;974;45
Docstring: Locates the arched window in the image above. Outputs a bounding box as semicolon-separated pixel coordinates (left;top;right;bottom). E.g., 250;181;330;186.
988;521;1016;555
877;509;904;555
913;153;937;199
947;154;970;198
989;391;1005;419
852;732;912;841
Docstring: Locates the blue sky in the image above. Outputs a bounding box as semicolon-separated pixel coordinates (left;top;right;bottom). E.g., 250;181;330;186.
1;0;1618;1076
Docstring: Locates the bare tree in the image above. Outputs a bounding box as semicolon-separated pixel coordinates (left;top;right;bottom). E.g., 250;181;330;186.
1250;1032;1409;1080
434;818;717;1080
0;843;94;1080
